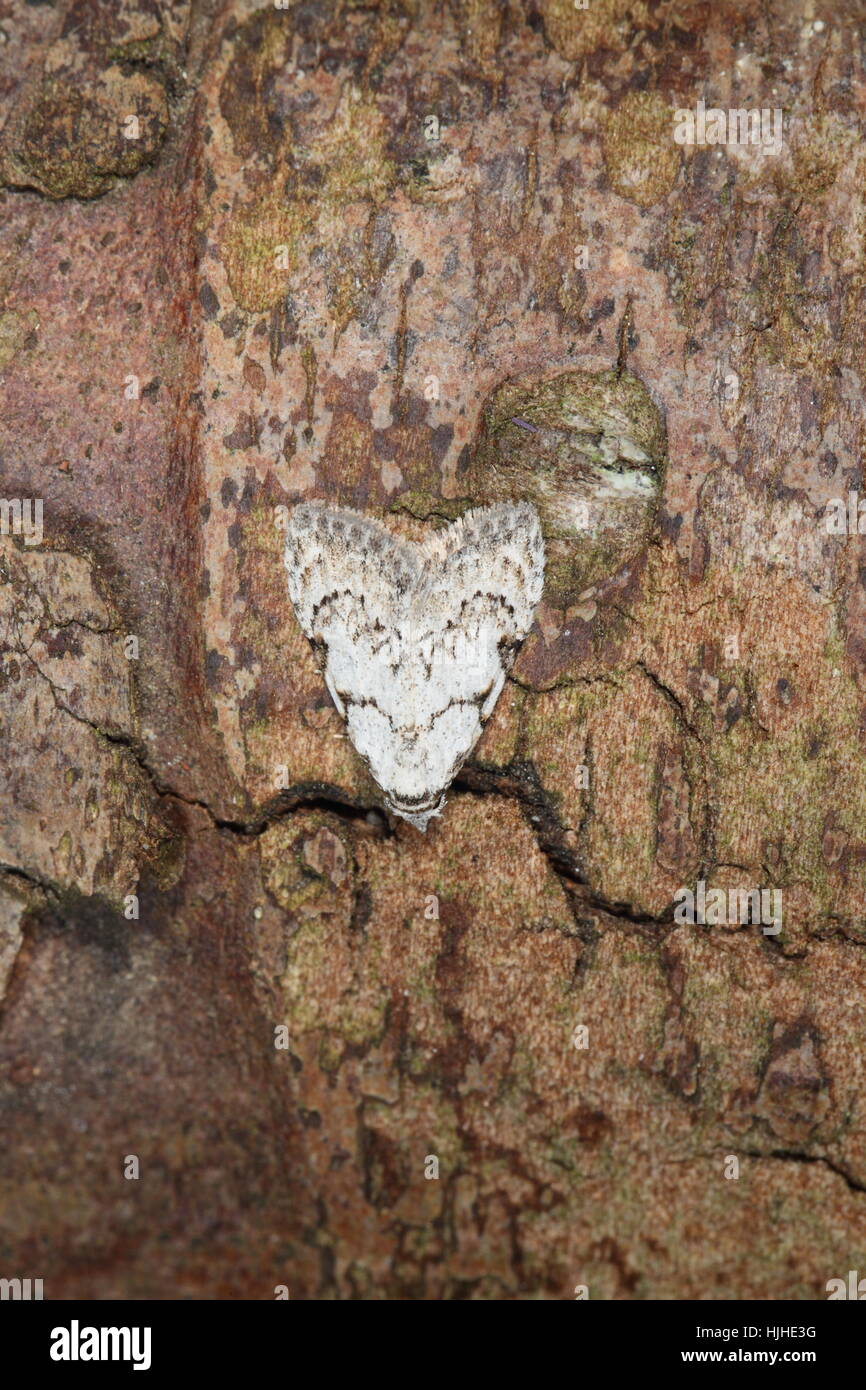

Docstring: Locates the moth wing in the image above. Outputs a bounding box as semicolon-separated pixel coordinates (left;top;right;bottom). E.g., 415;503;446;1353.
409;501;545;721
284;502;417;715
285;502;416;636
426;501;544;638
420;499;543;650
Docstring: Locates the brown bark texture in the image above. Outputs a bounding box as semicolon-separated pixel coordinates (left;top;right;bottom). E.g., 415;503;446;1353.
1;0;866;1299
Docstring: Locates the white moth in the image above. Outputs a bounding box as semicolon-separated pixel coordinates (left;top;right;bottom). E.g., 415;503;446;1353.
284;500;545;830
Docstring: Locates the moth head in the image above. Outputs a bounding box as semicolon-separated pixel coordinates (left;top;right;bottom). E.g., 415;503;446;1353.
386;791;446;832
346;694;478;833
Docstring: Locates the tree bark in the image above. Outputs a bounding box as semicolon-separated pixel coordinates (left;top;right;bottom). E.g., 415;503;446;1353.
1;0;865;1298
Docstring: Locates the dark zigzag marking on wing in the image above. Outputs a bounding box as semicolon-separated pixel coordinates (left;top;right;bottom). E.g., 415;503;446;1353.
309;587;366;628
313;590;521;664
334;689;497;735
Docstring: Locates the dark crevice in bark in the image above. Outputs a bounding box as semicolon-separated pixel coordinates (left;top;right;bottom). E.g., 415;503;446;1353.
455;766;671;928
635;660;701;739
560;875;673;929
19;646;381;837
164;783;386;838
0;862;56;899
456;759;578;861
17;634;680;926
741;1147;866;1197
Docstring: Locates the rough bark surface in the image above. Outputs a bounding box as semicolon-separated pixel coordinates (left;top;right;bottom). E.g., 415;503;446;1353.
2;0;866;1299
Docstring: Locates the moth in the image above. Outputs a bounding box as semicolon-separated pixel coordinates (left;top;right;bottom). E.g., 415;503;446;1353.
284;500;545;829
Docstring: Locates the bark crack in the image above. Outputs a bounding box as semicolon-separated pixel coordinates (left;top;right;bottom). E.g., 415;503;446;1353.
739;1146;866;1197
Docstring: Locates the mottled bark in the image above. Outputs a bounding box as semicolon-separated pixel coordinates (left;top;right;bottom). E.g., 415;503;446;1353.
2;0;866;1299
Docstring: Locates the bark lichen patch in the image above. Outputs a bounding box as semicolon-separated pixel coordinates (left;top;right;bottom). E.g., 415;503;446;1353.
2;69;169;199
602;90;681;209
260;810;354;916
0;308;39;370
220;182;314;314
467;367;667;603
218;90;396;321
538;0;649;63
0;0;189;200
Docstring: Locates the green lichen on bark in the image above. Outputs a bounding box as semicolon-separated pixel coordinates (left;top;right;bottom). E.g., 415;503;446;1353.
467;368;667;602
